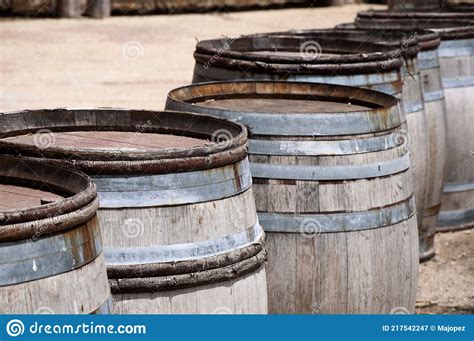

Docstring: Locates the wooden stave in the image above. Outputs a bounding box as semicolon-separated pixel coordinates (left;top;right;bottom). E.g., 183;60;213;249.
0;156;111;314
165;80;419;314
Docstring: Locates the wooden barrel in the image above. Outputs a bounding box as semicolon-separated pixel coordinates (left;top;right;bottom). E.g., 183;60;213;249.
192;33;429;236
356;14;474;232
0;109;268;314
0;155;111;314
166;81;419;314
330;24;446;260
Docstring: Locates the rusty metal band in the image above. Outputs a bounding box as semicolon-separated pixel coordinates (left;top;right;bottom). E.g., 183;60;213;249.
0;221;102;286
250;152;410;181
424;203;442;217
105;222;263;267
259;196;416;233
249;132;401;156
109;248;267;294
91;295;113;314
438;38;474;58
423;90;444;102
418;50;440;70
94;158;252;208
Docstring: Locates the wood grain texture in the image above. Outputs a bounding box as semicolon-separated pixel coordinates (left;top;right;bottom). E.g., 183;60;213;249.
438;46;474;231
0;253;110;314
112;266;267;314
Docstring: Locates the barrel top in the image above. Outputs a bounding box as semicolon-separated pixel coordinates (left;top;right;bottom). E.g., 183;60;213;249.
0;109;248;175
166;81;401;137
194;35;404;74
0;155;97;242
0;184;63;211
3;131;208;151
356;11;474;40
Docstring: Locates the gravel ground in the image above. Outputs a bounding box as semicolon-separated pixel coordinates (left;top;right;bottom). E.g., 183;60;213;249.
1;4;473;315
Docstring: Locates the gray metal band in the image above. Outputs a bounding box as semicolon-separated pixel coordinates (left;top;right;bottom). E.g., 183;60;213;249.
250;152;410;180
212;108;401;137
259;196;416;233
437;209;474;229
249;133;401;156
423;90;445;102
91;295;113;314
404;102;424;115
442;77;474;89
95;158;252;208
418;50;440;70
104;222;263;266
290;70;400;90
0;222;102;286
443;181;474;193
438;39;474;58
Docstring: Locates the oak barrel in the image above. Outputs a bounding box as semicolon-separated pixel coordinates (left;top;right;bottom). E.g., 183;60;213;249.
0;109;268;314
356;13;474;232
330;24;446;260
192;33;429;237
166;81;419;314
0;155;111;314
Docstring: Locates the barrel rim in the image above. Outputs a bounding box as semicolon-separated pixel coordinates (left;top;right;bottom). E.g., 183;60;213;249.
333;23;441;52
254;27;424;58
356;11;474;39
0;109;249;175
194;35;405;74
167;80;399;115
0;154;98;241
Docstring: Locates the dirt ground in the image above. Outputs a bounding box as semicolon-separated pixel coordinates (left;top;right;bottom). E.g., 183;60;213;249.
1;4;473;315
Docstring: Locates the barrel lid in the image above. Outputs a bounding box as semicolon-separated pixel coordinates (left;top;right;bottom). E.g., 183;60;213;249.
356;11;474;40
194;35;404;74
166;81;401;137
0;109;248;175
0;155;97;242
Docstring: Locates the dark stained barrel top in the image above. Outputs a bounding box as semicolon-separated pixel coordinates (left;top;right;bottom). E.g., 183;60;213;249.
3;131;208;150
197;98;372;113
0;184;63;211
